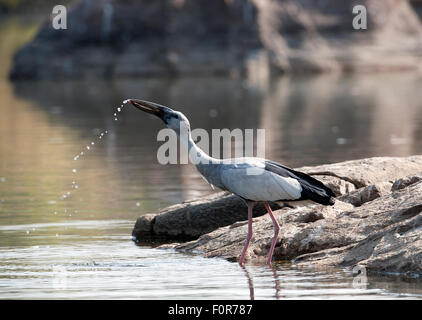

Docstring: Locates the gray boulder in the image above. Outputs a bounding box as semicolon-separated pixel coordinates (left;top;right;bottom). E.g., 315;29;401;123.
166;176;422;275
132;155;422;275
133;155;422;242
132;192;281;241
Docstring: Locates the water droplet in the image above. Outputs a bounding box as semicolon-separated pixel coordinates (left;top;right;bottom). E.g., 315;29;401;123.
91;142;95;145
114;118;118;121
123;99;130;104
72;169;77;173
74;156;79;161
26;230;30;234
86;146;90;150
105;130;108;134
56;234;59;237
0;177;6;183
117;107;121;112
80;152;84;156
67;191;71;195
136;202;141;207
113;113;117;116
74;185;79;189
54;211;57;215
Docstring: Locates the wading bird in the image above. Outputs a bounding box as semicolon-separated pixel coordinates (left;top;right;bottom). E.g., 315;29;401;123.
129;99;335;265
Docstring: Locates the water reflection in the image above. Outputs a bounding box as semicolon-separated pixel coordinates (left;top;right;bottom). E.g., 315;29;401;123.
270;264;281;300
241;265;255;300
12;72;422;169
241;264;282;300
1;230;421;299
5;72;422;223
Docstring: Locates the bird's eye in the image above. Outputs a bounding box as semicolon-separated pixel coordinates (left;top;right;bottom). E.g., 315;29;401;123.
174;115;179;119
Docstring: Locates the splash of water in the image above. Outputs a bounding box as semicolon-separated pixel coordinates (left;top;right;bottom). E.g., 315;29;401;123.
54;99;131;218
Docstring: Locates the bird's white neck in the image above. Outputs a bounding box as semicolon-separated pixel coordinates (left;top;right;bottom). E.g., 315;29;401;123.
177;127;218;165
175;124;225;189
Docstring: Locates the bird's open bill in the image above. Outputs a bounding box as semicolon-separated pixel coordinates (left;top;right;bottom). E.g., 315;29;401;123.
129;99;172;118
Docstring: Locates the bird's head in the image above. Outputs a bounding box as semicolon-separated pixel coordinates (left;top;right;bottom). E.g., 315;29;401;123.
129;99;191;135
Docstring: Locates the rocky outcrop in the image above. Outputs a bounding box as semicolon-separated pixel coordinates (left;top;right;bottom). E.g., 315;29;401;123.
293;181;422;275
133;155;422;275
10;0;422;79
132;192;281;241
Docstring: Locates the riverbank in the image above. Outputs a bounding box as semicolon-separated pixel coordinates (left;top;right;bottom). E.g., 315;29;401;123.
133;155;422;276
9;0;422;79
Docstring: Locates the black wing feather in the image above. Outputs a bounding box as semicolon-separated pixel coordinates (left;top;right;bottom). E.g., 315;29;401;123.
264;160;335;205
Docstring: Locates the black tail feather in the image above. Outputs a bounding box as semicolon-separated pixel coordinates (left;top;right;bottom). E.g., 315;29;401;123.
264;160;336;206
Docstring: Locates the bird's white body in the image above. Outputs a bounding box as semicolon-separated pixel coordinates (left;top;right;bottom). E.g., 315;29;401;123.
219;158;302;201
173;119;303;202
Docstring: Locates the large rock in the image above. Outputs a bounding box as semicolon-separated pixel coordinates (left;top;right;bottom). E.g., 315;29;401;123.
337;182;392;206
133;155;422;242
297;156;422;188
132;155;422;275
294;181;422;275
167;176;422;275
132;192;282;241
10;0;422;79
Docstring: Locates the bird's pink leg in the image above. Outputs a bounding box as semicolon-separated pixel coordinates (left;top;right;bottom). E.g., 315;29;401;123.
239;202;255;266
265;202;280;265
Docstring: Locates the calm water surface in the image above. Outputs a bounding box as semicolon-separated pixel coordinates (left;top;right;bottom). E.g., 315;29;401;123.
1;15;422;299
